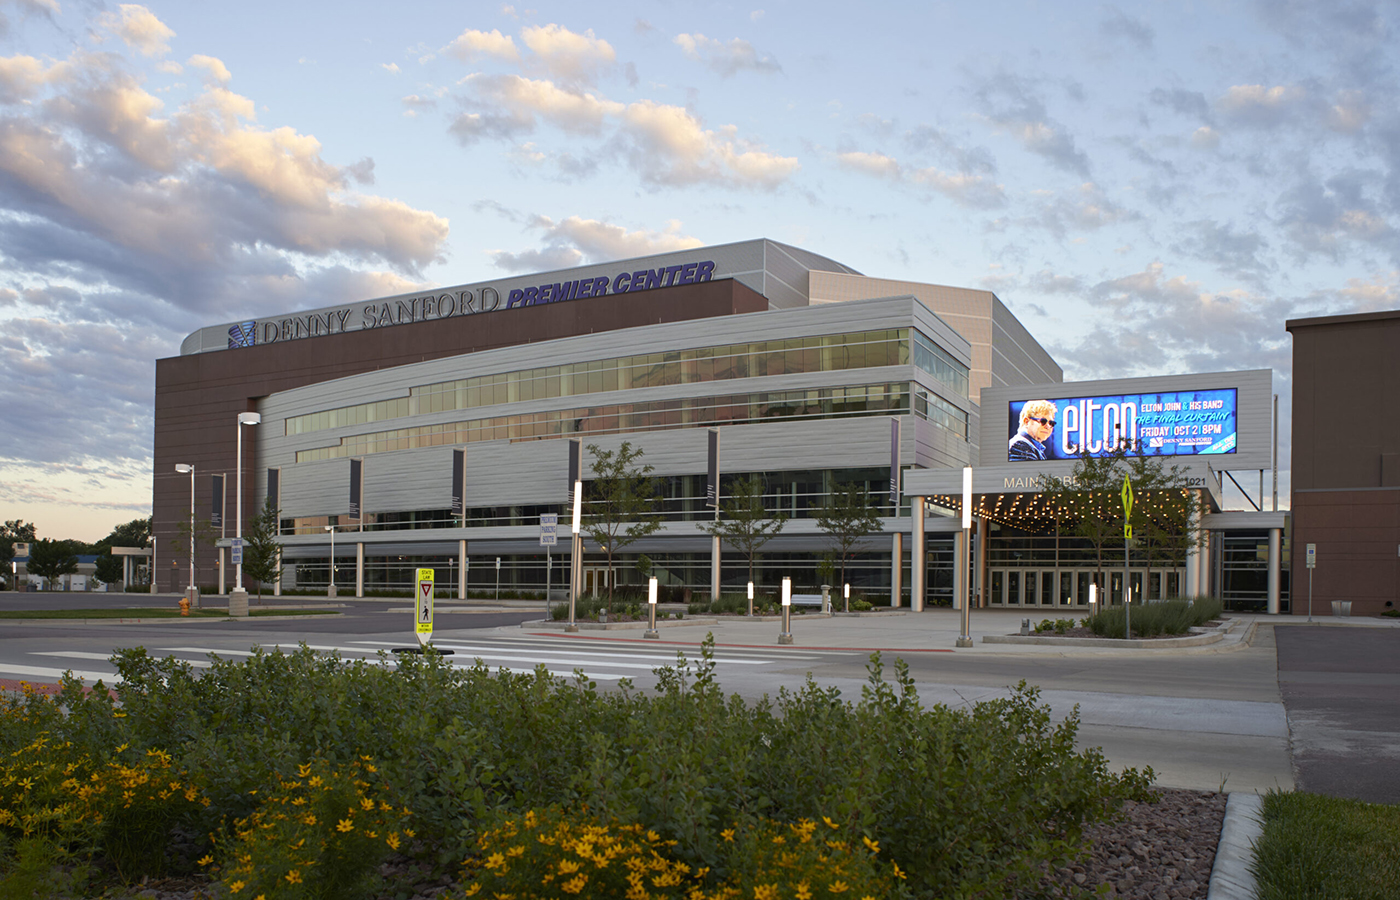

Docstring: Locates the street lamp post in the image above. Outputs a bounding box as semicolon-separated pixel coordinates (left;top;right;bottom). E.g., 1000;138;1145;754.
566;479;582;633
230;411;261;617
324;525;337;598
174;464;198;609
956;466;974;648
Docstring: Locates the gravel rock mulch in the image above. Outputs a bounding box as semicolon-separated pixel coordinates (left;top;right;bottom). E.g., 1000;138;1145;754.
86;789;1230;900
1040;788;1229;899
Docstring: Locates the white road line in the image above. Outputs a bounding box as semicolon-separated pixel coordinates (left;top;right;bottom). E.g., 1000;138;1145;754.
157;645;626;681
0;663;122;684
32;651;209;668
351;640;777;665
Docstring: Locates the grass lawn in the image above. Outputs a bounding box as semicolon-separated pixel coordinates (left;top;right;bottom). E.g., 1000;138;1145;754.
1252;791;1400;899
0;608;339;619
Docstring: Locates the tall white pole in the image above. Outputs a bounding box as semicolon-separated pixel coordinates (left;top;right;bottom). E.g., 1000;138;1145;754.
957;466;974;647
231;412;260;617
235;425;244;591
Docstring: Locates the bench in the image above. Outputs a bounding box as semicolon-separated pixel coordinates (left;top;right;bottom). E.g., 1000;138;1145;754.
790;593;825;607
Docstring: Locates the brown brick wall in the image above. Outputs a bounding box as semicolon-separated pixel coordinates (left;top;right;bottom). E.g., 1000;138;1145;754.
152;279;767;590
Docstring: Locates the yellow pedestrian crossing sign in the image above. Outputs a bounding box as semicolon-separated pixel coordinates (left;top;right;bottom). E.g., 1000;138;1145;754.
1121;475;1134;540
415;568;434;646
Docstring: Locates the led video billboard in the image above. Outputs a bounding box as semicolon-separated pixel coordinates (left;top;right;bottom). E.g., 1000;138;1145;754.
1006;388;1238;462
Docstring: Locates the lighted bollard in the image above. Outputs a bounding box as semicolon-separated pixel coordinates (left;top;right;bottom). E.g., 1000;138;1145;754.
644;576;660;639
778;577;793;644
747;580;754;617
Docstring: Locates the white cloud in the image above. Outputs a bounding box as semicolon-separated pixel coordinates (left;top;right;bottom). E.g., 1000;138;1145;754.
835;149;1005;208
1190;125;1220;149
381;62;401;75
187;54;231;84
519;23;615;84
489;214;703;271
1216;83;1306;127
96;5;176;58
620;99;798;188
674;33;781;77
444;28;521;63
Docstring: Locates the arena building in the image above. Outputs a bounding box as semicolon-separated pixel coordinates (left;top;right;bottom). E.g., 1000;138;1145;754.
153;238;1286;609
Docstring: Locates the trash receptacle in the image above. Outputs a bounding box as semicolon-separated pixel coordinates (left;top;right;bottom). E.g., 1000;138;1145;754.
1331;601;1352;617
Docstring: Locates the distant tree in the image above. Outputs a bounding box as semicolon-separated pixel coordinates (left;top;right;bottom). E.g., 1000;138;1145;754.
93;553;125;587
815;482;882;606
167;517;216;588
242;500;282;601
96;517;152;551
583;442;662;606
27;538;78;590
0;520;37;580
698;475;787;610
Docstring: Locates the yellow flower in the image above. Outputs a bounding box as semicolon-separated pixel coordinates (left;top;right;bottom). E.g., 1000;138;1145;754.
302;814;317;826
795;883;812;900
337;818;355;833
485;852;506;870
361;797;375;811
828;880;849;893
721;828;736;842
822;816;839;829
771;835;785;845
753;885;779;900
861;836;879;854
284;870;303;885
461;885;481;897
386;832;401;851
506;845;525;857
197;854;214;867
891;862;907;880
227;881;245;894
561;874;588;894
558;860;581;875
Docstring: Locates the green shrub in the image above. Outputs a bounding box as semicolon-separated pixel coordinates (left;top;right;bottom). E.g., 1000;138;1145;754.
3;639;1155;898
849;598;873;611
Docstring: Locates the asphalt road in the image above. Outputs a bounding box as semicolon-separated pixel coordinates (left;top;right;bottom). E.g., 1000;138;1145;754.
1275;625;1400;804
2;593;1393;802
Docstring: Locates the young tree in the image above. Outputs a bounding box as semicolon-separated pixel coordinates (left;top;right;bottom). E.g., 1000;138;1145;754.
1125;454;1205;599
815;482;882;606
93;553;125;588
27;538;79;590
583;441;662;606
698;475;787;606
1039;446;1133;598
242;500;282;601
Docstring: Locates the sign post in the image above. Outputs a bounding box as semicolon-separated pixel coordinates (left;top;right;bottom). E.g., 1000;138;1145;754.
541;513;557;613
1122;474;1134;639
416;567;434;648
1306;543;1316;622
231;538;243;566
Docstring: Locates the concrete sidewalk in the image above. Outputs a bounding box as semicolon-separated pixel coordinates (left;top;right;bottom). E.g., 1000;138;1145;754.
522;606;1272;655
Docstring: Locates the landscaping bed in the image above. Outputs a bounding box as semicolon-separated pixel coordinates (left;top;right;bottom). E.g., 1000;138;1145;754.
2;639;1163;899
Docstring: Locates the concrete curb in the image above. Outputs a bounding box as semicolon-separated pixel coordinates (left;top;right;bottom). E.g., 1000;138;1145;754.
1207;792;1263;900
522;617;721;631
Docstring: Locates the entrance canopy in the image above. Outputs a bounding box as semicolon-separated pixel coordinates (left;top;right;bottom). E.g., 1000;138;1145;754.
903;461;1225;531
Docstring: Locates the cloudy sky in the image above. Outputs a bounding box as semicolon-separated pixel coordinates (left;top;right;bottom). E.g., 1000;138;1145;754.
1;0;1394;540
